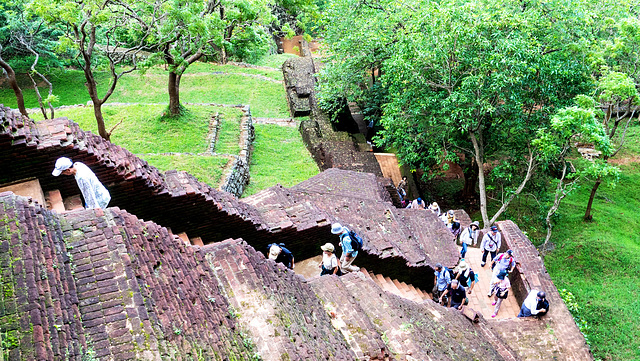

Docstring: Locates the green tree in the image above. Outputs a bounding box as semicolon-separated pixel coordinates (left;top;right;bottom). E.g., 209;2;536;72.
319;0;593;227
583;71;638;220
533;98;618;254
147;0;273;116
28;0;162;140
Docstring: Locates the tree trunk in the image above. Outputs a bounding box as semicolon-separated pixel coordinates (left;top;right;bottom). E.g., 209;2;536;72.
168;71;181;116
470;131;489;227
461;157;478;199
92;102;110;141
584;178;601;221
0;56;28;117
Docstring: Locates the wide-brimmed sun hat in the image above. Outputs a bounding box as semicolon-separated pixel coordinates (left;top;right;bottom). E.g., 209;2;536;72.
331;223;344;234
321;243;335;252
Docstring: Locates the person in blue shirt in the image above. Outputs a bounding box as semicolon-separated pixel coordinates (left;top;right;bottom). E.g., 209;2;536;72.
432;263;451;303
331;223;360;273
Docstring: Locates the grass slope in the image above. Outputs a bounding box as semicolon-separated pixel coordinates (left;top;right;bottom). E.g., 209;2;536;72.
0;56;290;118
544;163;640;360
243;124;319;197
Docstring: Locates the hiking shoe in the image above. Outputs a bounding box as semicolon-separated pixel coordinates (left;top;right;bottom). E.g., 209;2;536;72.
491;314;497;318
481;262;486;267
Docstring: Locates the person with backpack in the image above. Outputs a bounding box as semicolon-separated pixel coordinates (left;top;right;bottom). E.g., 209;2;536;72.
488;270;511;318
480;225;502;267
439;279;467;310
454;260;476;294
267;243;295;269
491;249;515;278
319;243;341;276
432;263;451;303
428;202;441;215
331;223;361;273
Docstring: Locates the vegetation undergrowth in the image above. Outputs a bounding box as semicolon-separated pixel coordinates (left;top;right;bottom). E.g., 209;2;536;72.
243;124;319;197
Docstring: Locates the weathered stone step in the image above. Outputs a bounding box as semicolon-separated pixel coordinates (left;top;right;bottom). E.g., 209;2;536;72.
365;270;431;303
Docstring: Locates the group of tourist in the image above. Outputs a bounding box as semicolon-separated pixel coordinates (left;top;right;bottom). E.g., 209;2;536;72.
432;220;549;318
319;223;362;276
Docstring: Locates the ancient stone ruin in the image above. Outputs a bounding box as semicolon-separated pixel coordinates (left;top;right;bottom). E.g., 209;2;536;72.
0;103;594;360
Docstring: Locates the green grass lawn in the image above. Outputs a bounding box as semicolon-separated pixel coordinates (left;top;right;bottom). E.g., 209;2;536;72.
140;154;229;187
243;124;319;197
0;61;289;118
215;111;242;155
544;163;640;360
29;104;244;188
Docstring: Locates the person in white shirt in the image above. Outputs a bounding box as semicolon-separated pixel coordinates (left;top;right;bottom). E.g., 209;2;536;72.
52;157;111;209
518;290;549;317
319;243;340;276
480;225;501;267
459;221;479;258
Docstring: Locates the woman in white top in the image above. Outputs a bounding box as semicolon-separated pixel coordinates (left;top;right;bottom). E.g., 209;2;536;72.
319;243;341;276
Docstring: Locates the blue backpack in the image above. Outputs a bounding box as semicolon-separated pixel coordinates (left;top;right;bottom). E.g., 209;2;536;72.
342;230;364;252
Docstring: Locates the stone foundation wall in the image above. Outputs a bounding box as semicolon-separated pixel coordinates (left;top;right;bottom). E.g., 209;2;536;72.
220;105;255;197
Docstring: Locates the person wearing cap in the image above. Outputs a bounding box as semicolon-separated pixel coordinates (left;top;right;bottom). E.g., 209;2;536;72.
409;197;426;210
454;260;476;294
331;223;360;273
439;279;467;310
432;263;451;303
488;270;511;318
491;249;515;278
518;290;549;318
319;243;341;276
480;225;502;267
267;243;295;269
459;221;480;259
428;202;441;215
52;157;111;209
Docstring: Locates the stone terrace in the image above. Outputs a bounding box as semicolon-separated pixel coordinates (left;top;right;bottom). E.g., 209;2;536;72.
0;105;594;360
244;168;460;289
1;192;533;361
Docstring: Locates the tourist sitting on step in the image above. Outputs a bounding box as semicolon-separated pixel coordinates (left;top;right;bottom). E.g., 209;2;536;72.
454;260;476;294
428;201;441;215
432;263;452;303
319;243;341;276
480;225;502;267
267;243;295;269
488;270;511;318
459;221;480;259
52;157;111;209
439;279;467;310
408;197;426;209
331;223;360;273
491;249;515;279
518;290;549;318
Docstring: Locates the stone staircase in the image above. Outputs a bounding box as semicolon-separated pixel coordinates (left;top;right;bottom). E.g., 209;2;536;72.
361;268;431;303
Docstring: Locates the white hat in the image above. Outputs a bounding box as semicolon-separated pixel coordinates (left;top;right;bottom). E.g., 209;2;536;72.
457;260;468;270
52;157;73;176
321;243;335;252
331;223;344;235
268;245;282;260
